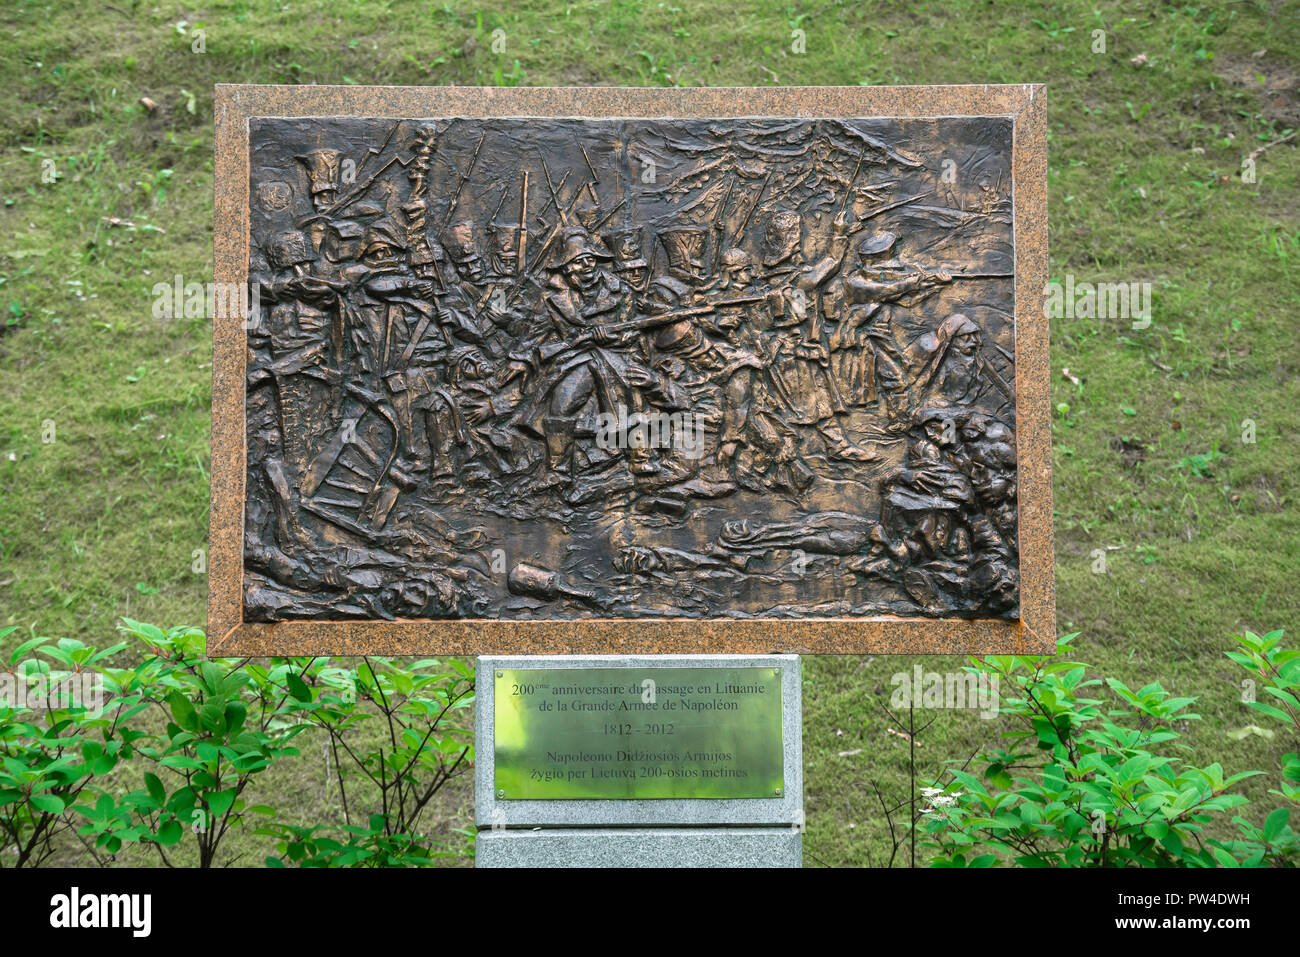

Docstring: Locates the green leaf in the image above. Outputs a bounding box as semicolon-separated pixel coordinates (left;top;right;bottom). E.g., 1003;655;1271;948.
31;793;66;814
1246;701;1293;723
120;618;167;645
285;672;312;702
91;752;117;775
1263;807;1290;842
158;755;206;771
167;690;198;731
207;788;236;818
1143;819;1169;840
199;701;226;733
155;819;183;846
225;701;247;736
1211;846;1239;868
985;763;1013;789
144;772;166;805
1282;754;1300;784
9;634;49;666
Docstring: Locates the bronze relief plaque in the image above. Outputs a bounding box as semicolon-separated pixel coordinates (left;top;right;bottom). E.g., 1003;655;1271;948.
211;85;1052;655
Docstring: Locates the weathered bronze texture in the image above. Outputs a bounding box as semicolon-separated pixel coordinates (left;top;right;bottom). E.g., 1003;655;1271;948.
211;85;1051;656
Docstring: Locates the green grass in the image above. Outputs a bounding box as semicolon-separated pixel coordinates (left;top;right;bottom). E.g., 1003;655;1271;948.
1;0;1298;866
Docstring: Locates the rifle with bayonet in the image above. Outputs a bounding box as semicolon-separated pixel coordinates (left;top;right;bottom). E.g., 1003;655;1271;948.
711;173;736;275
395;130;489;368
734;170;771;242
845;189;935;234
440;131;486;232
534;294;768;364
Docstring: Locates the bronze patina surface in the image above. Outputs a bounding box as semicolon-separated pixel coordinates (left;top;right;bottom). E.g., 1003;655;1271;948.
210;85;1051;655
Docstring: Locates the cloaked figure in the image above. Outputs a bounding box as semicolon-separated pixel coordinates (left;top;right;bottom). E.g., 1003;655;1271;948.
908;313;1012;414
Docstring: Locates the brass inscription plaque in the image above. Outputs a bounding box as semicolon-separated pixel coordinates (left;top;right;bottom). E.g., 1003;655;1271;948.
493;667;784;799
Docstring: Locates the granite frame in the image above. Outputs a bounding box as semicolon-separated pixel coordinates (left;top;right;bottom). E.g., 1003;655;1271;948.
210;84;1052;656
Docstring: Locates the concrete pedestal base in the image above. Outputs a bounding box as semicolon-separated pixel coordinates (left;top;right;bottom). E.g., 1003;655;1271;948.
476;827;801;868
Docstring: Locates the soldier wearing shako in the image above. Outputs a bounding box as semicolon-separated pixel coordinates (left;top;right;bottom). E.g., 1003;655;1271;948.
487;221;528;281
658;225;710;287
440;220;528;358
296;148;343;213
601;227;651;295
434;219;533;480
295;148;364;262
443;219;489;285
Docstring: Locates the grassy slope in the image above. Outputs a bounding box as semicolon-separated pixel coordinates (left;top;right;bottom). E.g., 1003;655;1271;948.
0;0;1297;867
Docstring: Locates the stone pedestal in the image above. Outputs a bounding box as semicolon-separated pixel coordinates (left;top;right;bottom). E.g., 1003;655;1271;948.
476;827;801;868
475;654;802;868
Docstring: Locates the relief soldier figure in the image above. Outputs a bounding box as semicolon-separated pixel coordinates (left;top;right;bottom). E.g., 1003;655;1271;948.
822;230;951;423
909;312;1012;413
756;208;876;463
602;227;651;295
525;227;656;483
257;229;343;482
341;219;446;487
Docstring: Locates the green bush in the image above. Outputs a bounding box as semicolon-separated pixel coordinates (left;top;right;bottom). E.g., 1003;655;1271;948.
0;626;142;866
0;620;475;867
1218;629;1299;864
918;635;1293;867
251;651;475;867
5;621;1293;868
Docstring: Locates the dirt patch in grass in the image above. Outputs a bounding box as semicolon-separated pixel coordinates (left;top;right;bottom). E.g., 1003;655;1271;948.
1216;52;1300;126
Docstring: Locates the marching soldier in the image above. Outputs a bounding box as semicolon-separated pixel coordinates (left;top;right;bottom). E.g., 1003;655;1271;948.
658;225;711;288
339;219;449;485
705;247;767;349
296;148;343;213
442;219;489;285
295;148;363;261
434;221;534;480
487;220;526;280
641;242;766;493
441;219;529;356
